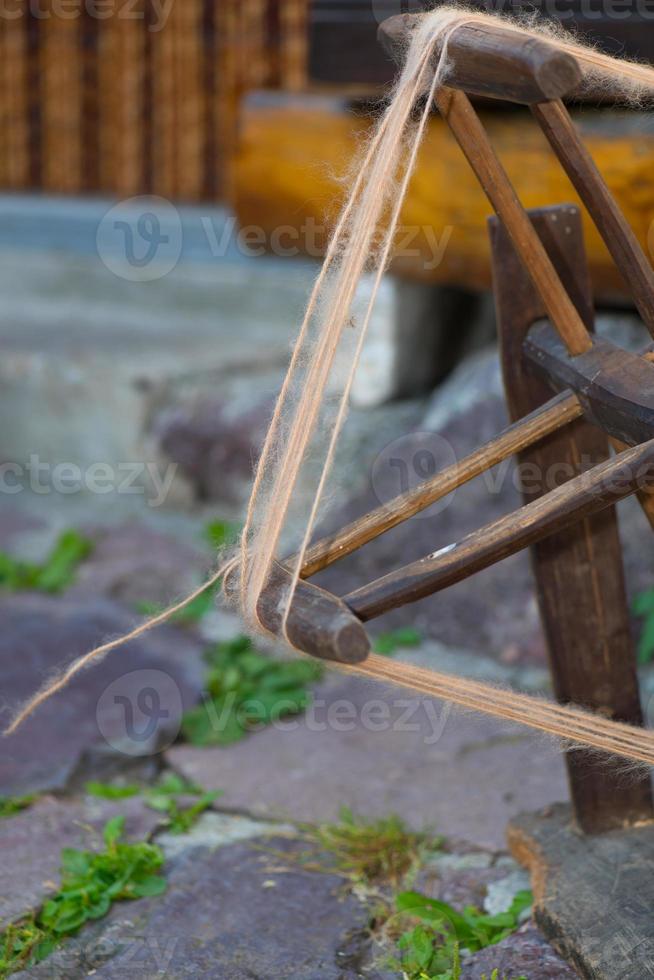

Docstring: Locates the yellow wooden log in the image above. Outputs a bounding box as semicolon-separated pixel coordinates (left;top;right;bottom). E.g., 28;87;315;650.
232;95;654;299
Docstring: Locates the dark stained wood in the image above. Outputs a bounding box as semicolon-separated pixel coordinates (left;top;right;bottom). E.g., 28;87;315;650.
238;560;370;665
532;98;654;338
508;803;654;978
299;390;582;578
524;322;654;446
378;14;581;104
434;86;592;355
343;435;654;622
490;204;652;833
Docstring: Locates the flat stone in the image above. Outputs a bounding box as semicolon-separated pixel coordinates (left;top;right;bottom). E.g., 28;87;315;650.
508;802;654;979
66;522;208;607
0;794;162;929
167;669;568;849
0;593;206;796
460;923;578;979
18;833;386;979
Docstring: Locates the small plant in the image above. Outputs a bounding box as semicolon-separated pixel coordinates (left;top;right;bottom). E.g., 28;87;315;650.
85;775;220;834
143;773;221;834
390;889;532;980
633;588;654;664
373;627;422;656
301;807;440;887
181;634;322;746
85;781;141;800
204;519;241;551
0;817;166;977
0;794;36;818
0;530;92;595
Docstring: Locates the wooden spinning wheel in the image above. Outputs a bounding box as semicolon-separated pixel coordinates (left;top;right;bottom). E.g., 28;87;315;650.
252;16;654;836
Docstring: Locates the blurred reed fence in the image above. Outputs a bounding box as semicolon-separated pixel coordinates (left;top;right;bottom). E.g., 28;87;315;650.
0;0;309;201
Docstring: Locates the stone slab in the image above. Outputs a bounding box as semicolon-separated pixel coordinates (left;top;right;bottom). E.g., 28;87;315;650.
17;830;388;979
0;593;206;796
167;670;568;850
461;924;578;979
0;795;162;929
508;802;654;979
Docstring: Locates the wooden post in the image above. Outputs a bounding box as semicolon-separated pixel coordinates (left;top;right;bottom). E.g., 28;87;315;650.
489;204;653;834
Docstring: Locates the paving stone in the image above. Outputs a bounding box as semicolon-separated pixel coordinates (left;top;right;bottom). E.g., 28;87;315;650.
167;670;568;850
66;523;208;607
460;923;578;979
0;593;206;796
17;833;387;980
0;794;163;929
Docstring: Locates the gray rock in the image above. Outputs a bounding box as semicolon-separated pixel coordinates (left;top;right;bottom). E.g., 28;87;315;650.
166;669;568;849
0;794;162;929
0;593;206;796
460;923;578;979
66;522;208;607
18;835;386;979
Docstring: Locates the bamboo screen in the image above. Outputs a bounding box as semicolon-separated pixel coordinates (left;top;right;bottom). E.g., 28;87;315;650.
0;0;309;201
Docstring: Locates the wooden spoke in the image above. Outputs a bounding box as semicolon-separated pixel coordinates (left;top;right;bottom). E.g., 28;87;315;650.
532;98;654;339
298;390;582;579
344;438;654;622
434;87;592;356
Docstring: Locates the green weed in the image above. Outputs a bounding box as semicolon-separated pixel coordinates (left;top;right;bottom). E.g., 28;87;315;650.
633;588;654;664
0;795;36;818
373;628;422;656
204;519;241;551
300;807;440;887
0;530;92;594
0;817;165;977
85;775;220;834
390;889;531;980
181;634;322;746
84;782;140;800
142;773;221;833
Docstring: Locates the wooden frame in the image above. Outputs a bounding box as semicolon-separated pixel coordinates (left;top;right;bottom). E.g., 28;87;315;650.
258;15;654;834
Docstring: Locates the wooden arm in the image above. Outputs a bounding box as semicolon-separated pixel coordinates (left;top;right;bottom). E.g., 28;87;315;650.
378;14;581;104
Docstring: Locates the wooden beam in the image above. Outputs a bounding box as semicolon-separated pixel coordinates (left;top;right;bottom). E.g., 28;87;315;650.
524;323;654;447
491;205;652;833
232;93;654;300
